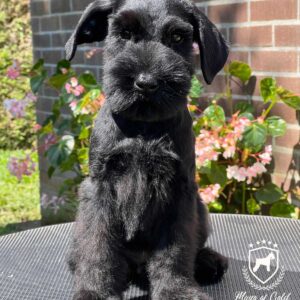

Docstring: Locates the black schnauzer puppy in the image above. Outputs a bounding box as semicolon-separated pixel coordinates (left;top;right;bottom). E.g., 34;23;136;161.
66;0;229;299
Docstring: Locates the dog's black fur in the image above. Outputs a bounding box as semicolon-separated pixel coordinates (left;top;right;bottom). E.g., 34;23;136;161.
66;0;229;299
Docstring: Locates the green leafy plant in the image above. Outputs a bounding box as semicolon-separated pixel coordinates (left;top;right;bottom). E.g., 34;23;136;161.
191;60;299;218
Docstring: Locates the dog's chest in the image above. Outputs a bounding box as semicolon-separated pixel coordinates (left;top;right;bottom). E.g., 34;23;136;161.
102;138;180;240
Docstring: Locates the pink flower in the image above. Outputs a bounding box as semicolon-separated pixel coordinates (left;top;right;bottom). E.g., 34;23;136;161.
226;166;247;182
60;68;68;74
6;60;21;79
229;114;251;141
65;77;85;96
33;123;42;132
251;162;267;174
265;145;272;154
192;43;200;55
257;116;264;124
245;166;258;184
195;129;221;166
7;155;36;181
227;162;267;184
259;145;272;165
25;92;37;102
199;184;221;204
227;165;239;180
221;133;236;159
69;100;77;111
236;167;247;182
3;99;28;118
85;48;104;59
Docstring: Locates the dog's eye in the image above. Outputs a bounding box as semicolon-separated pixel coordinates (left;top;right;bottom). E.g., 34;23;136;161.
171;33;183;44
121;30;132;40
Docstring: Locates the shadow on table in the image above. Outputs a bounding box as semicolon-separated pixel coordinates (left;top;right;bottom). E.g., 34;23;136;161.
0;220;41;236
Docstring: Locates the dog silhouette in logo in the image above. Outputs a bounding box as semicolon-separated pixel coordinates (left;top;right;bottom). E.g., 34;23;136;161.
253;252;276;273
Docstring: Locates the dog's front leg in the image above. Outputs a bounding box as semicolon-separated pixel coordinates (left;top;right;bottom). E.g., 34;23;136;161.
147;225;212;300
71;180;129;300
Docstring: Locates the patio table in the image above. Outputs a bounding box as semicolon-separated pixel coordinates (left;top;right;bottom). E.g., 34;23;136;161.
0;214;299;300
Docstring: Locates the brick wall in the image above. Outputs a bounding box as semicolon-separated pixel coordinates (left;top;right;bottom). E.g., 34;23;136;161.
30;0;300;212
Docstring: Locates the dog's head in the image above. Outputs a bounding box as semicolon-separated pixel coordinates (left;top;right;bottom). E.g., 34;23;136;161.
66;0;228;121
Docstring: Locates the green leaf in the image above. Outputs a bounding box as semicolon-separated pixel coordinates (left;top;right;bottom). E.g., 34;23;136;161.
270;201;296;218
229;61;251;83
208;163;227;187
47;166;56;178
56;119;71;135
77;148;89;164
193;117;205;136
260;78;277;103
266;116;287;137
203;104;225;128
79;127;90;140
255;183;284;205
189;76;204;98
30;70;47;93
48;74;70;90
78;73;98;89
56;60;71;74
31;59;44;72
46;135;75;167
239;112;254;121
247;198;260;214
234;101;254;114
199;161;227;187
242;123;267;152
276;87;300;110
208;201;223;212
61;135;75;153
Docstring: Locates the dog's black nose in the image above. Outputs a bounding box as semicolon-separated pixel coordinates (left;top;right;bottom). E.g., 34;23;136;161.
134;73;158;93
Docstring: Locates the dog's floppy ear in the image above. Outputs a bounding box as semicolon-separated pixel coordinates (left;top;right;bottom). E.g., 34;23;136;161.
192;7;229;84
65;0;117;60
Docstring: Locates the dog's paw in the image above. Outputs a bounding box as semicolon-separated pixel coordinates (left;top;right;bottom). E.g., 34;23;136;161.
156;286;212;300
194;247;228;285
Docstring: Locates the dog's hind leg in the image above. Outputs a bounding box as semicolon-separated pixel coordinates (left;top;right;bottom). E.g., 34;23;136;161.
194;247;228;285
194;200;228;285
71;178;129;300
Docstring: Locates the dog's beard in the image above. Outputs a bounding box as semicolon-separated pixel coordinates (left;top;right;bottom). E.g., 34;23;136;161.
103;44;192;122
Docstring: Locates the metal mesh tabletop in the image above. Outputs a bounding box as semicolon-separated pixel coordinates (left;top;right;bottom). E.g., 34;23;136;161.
0;214;299;300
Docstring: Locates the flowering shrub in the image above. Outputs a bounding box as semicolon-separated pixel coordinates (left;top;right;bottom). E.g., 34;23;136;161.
190;60;300;218
7;155;36;181
0;0;35;150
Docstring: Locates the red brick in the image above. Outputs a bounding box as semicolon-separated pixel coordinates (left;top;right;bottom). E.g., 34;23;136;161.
251;51;298;72
201;75;226;94
276;77;300;93
272;151;293;174
228;51;249;63
275;25;300;46
230;26;272;47
270;102;299;125
251;0;297;21
276;129;300;148
272;174;290;191
208;3;248;24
